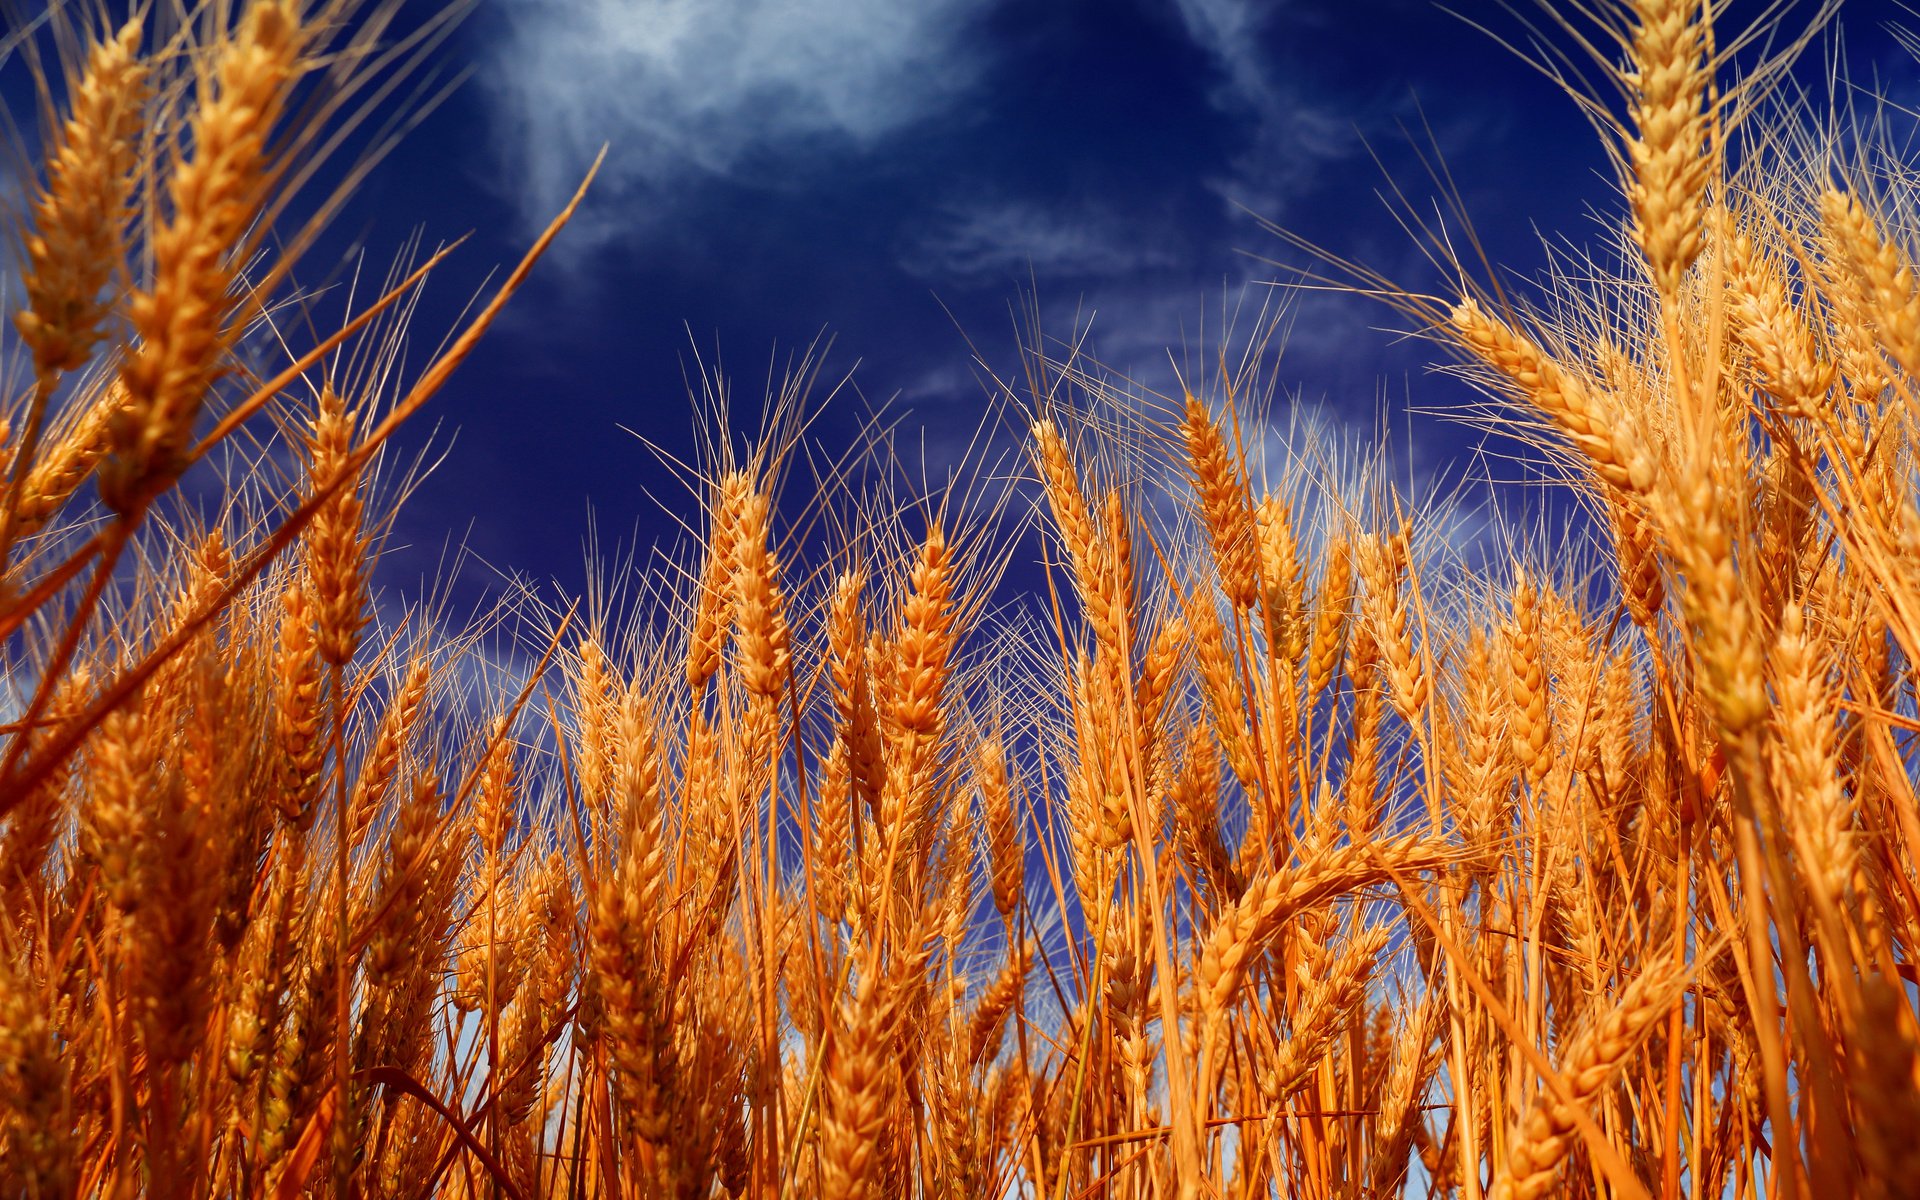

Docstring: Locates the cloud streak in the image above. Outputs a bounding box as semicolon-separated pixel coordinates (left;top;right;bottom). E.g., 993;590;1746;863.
900;199;1184;285
481;0;992;242
1168;0;1374;221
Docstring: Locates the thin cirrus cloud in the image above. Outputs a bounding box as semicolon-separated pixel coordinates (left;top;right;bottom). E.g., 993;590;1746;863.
474;0;1382;288
479;0;993;241
899;199;1185;286
1168;0;1276;110
1168;0;1371;218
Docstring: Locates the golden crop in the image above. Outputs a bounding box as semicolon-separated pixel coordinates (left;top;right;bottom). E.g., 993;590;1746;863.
1;3;1915;1198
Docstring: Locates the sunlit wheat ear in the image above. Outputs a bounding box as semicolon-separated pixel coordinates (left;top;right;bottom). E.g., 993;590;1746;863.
1032;417;1120;648
1624;0;1714;298
687;469;749;691
820;949;902;1200
347;655;431;852
1662;468;1770;738
105;0;310;515
613;681;667;917
1306;535;1352;697
1450;633;1511;866
1195;835;1448;1021
1450;298;1657;496
363;771;444;989
1490;951;1692;1200
1818;189;1920;378
475;715;519;863
889;520;956;741
1608;496;1666;628
1182;392;1258;612
1720;211;1836;414
964;938;1027;1068
1357;525;1426;722
305;387;369;669
1253;493;1304;656
8;383;124;546
816;567;875;918
271;580;324;827
730;483;791;706
569;632;615;817
15;21;148;379
977;733;1022;921
1767;603;1853;912
1503;572;1551;794
585;800;674;1149
1367;995;1445;1196
1183;576;1256;791
1339;620;1385;836
1256;925;1389;1103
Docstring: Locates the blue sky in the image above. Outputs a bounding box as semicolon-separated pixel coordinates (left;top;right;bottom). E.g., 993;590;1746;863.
13;0;1920;606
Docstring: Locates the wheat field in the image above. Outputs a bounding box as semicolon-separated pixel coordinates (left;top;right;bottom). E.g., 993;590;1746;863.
2;1;1918;1197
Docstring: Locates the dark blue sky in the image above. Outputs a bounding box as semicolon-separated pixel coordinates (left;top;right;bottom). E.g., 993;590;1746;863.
13;0;1919;607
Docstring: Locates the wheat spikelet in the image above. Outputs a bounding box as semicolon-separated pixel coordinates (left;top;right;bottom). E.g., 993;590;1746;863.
1033;418;1121;649
348;656;432;852
1183;393;1258;610
1256;925;1389;1101
585;789;678;1152
1662;470;1769;736
80;691;151;914
1820;189;1920;379
820;949;902;1200
1187;582;1257;790
14;21;148;377
1368;994;1445;1196
732;484;792;705
1197;835;1447;1017
1340;621;1386;837
272;580;324;826
688;470;749;689
105;0;308;513
1722;211;1835;412
1452;298;1656;495
1625;0;1714;296
1608;495;1667;628
1307;535;1352;697
1504;572;1552;792
890;520;956;739
0;951;73;1199
614;682;667;917
1769;603;1854;910
305;387;369;668
1451;633;1512;865
978;734;1022;920
1490;951;1692;1200
363;772;445;990
475;716;519;861
8;384;124;546
1358;526;1427;723
965;941;1026;1068
1254;493;1305;662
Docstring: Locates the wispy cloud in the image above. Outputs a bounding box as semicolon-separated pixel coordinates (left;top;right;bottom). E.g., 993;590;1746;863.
1168;0;1374;220
1169;0;1279;111
900;199;1184;285
481;0;993;242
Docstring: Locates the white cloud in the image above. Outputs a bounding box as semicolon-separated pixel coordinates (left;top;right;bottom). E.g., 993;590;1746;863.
1169;0;1278;112
1165;0;1369;220
900;199;1183;285
482;0;992;241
